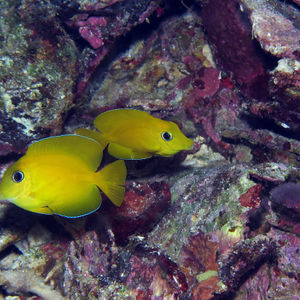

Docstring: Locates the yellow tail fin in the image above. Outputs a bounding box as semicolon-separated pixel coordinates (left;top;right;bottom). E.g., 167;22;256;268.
75;128;108;149
95;160;127;206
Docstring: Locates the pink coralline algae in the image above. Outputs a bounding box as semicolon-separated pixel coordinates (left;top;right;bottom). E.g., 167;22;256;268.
69;1;164;50
78;17;107;49
183;67;220;99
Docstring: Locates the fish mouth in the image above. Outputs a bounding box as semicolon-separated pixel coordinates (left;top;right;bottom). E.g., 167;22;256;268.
182;141;194;151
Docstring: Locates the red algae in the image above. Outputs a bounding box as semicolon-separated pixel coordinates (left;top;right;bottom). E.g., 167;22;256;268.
239;184;262;208
178;231;220;299
201;0;268;98
110;181;171;244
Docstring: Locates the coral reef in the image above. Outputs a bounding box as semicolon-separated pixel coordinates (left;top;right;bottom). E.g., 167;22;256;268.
0;0;299;299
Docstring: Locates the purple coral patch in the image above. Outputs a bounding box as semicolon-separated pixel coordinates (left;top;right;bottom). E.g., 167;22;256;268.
78;17;107;49
270;182;300;214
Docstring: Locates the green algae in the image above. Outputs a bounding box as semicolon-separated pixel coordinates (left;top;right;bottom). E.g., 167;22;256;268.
196;270;218;282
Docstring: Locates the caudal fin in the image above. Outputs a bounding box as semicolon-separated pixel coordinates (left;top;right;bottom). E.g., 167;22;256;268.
95;160;127;206
75;128;108;149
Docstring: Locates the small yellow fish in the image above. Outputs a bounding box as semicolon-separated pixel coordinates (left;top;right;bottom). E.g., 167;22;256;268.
0;135;126;218
76;109;194;159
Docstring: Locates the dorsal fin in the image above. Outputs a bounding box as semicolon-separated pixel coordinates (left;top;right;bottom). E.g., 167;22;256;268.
75;128;108;149
94;109;156;133
27;135;103;171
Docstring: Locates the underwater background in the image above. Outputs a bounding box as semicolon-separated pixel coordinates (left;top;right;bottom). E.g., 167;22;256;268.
0;0;299;299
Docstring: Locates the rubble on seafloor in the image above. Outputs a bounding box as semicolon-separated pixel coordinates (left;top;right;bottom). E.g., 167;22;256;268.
0;0;299;299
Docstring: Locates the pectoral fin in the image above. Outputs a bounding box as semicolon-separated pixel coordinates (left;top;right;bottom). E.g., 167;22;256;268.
31;206;54;215
108;143;151;160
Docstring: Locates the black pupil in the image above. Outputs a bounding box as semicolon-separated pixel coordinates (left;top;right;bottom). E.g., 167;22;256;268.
12;171;23;183
163;132;172;141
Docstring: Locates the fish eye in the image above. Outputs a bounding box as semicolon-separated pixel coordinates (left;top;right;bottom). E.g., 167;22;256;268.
161;131;173;141
12;171;24;183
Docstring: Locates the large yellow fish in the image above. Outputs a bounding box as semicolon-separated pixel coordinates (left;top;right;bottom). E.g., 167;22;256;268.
76;109;194;159
0;135;126;218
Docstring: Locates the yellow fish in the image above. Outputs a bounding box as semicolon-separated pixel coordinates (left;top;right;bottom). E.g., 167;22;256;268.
76;109;194;159
0;135;126;218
